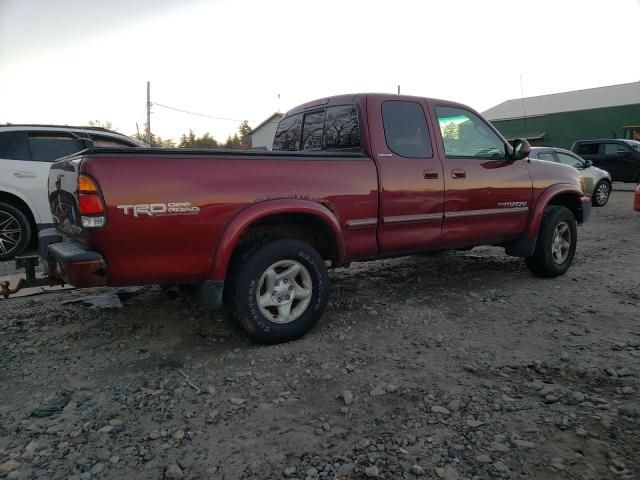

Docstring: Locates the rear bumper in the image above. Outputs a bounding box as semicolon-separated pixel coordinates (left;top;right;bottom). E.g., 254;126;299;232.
38;228;107;288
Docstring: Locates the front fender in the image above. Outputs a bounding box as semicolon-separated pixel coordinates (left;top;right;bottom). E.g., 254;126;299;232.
526;184;589;238
208;199;346;281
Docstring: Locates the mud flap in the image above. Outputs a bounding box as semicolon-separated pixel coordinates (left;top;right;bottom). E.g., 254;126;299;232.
504;237;537;257
198;280;224;311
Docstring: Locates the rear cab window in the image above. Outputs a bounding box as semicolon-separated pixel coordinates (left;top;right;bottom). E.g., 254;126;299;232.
273;105;361;152
301;111;325;150
381;101;432;158
273;114;302;151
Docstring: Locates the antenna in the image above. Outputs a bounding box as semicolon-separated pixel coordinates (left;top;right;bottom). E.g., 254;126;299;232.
520;74;528;138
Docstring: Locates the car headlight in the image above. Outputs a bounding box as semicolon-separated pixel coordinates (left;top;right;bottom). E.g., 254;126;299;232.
579;174;587;194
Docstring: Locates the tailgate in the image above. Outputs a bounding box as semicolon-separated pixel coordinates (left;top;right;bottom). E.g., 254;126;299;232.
48;154;85;240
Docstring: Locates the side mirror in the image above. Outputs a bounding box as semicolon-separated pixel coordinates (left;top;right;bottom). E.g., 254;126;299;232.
512;138;531;160
584;159;593;168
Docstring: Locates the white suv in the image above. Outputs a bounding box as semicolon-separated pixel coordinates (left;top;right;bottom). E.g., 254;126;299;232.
0;125;145;260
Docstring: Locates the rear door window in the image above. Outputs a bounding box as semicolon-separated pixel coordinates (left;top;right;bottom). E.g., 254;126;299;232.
536;151;556;162
0;132;15;157
90;135;136;147
575;143;599;155
28;133;85;162
382;101;432;158
3;132;30;160
273;114;302;151
323;106;360;150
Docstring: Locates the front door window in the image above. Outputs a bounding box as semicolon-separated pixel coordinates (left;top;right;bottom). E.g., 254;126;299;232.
435;106;506;159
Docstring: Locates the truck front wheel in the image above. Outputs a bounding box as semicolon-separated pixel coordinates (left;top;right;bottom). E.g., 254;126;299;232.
224;239;329;344
525;205;577;278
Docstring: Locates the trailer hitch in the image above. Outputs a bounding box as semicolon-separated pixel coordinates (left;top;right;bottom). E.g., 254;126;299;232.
0;256;64;298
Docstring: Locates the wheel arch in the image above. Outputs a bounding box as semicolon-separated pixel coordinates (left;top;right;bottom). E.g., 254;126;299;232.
526;184;587;238
209;199;346;281
0;189;39;228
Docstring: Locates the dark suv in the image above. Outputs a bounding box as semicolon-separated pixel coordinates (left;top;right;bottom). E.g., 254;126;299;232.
571;139;640;183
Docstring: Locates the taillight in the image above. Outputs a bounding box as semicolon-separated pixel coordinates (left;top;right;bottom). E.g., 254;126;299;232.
77;174;106;228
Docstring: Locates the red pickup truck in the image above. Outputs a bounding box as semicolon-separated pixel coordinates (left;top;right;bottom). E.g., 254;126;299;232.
40;93;591;343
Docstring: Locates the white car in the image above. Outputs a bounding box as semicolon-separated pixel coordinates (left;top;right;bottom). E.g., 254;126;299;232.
0;125;145;260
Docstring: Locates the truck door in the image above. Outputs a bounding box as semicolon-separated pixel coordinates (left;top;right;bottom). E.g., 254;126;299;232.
367;97;445;255
430;104;532;247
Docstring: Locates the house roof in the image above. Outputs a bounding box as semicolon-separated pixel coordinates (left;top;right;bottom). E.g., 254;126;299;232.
250;112;283;135
483;81;640;121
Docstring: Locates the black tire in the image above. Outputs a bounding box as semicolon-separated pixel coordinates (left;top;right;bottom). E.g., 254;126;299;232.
591;180;611;207
224;238;330;344
0;202;32;261
525;205;577;278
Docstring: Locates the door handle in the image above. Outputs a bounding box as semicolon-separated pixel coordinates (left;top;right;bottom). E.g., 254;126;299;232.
13;171;36;178
451;169;467;179
423;170;439;179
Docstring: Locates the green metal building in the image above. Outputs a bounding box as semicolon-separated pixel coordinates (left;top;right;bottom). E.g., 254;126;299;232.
483;82;640;149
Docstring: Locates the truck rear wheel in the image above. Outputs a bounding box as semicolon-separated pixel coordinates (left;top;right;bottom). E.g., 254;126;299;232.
224;238;329;344
525;205;577;278
0;202;32;261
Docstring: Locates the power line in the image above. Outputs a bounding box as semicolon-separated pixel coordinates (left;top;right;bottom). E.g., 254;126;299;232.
152;102;253;123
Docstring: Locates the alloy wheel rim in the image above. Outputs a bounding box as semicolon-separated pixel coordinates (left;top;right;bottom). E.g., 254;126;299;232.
256;259;313;324
551;221;571;264
0;210;22;255
596;183;609;204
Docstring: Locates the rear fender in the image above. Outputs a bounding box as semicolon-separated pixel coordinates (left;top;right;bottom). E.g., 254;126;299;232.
0;187;41;223
209;199;346;281
526;184;586;238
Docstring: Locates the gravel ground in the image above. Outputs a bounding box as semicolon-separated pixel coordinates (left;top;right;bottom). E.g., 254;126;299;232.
1;187;639;480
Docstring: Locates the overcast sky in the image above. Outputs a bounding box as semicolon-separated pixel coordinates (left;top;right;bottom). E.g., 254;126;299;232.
1;0;639;142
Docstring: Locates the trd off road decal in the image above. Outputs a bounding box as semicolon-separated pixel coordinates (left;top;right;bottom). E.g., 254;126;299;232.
117;202;200;217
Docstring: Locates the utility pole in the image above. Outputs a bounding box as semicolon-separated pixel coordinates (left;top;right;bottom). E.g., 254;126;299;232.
397;85;400;94
146;81;151;144
519;74;528;138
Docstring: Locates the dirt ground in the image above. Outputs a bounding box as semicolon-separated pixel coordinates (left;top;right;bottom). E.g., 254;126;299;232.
1;186;639;480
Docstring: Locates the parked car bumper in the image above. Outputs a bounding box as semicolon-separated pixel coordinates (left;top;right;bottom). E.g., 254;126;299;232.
580;195;592;223
38;228;107;288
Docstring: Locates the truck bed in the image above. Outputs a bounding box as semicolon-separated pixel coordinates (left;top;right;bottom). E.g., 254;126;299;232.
48;148;379;285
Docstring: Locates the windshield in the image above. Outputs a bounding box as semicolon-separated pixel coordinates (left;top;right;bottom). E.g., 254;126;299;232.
622;140;640;152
